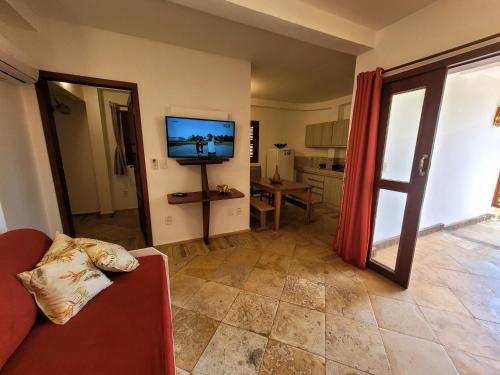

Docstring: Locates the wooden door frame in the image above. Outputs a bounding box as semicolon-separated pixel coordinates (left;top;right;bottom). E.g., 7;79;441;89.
366;35;500;287
367;68;448;287
34;71;153;246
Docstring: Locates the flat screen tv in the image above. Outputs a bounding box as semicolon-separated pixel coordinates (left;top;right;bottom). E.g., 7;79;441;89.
166;116;235;159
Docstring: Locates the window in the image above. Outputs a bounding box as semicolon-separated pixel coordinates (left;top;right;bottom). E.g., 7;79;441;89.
250;120;259;163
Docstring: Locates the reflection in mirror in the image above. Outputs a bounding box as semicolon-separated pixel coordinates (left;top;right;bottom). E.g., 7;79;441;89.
370;189;408;270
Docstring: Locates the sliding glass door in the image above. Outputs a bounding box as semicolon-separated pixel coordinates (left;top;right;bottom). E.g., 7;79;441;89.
368;68;447;288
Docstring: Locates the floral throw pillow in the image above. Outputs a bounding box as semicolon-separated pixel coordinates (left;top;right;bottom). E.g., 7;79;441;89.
76;238;139;272
18;238;112;325
37;232;139;272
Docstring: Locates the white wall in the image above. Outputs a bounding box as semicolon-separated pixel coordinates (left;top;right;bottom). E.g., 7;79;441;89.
355;0;500;75
100;89;138;211
420;72;500;227
4;18;251;245
54;96;101;214
355;0;500;243
251;95;351;175
0;81;48;233
82;86;114;214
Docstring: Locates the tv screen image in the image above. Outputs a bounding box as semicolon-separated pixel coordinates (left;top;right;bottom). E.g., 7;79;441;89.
166;116;235;158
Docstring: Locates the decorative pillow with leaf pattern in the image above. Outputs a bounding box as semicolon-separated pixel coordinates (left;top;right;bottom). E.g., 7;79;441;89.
37;232;139;272
76;237;139;272
18;236;112;325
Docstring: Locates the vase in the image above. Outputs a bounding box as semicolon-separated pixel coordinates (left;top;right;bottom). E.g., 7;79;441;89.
272;165;281;182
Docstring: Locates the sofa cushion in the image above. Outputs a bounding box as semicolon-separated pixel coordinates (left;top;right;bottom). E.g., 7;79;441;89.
17;238;113;325
1;255;175;375
76;237;139;272
0;229;52;369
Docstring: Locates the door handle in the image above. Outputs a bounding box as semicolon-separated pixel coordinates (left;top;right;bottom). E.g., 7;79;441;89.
418;154;429;176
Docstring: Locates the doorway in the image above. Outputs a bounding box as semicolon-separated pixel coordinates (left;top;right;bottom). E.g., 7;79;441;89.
35;72;152;248
367;39;500;288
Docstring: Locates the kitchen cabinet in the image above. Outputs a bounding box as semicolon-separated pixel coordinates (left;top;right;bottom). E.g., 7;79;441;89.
323;175;344;207
331;119;350;147
321;123;334;146
305;120;349;148
297;171;324;202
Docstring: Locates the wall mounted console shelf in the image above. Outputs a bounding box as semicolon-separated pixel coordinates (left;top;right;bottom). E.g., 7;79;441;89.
167;158;244;244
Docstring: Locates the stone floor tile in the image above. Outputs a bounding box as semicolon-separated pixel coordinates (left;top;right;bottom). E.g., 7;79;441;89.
453;290;500;323
380;329;458;375
256;252;292;273
169;273;206;307
446;348;500;375
266;236;296;257
184;281;239;320
173;308;219;372
226;248;263;267
409;283;470;315
243;268;286;298
270;301;325;356
325;283;376;325
326;360;370;374
281;275;326;312
420;306;500;360
223;291;279;335
259;339;325;375
370;295;436;341
325;314;390;375
210;262;253;288
179;254;224;279
288;257;326;283
193;323;267;375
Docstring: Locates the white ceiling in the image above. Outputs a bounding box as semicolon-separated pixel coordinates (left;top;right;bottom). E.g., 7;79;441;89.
299;0;437;30
22;0;357;103
16;0;438;103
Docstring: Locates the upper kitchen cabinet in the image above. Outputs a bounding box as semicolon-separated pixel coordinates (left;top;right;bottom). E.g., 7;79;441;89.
331;119;350;147
305;119;350;148
305;123;324;147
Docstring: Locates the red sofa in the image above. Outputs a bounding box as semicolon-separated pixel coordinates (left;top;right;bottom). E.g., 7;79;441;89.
0;229;175;375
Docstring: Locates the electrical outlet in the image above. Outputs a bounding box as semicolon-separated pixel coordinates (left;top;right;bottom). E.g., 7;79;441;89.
122;190;128;198
228;208;234;216
165;216;173;225
151;158;159;170
236;207;242;216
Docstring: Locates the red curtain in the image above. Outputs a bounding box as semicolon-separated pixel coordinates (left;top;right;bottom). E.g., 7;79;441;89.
334;68;383;268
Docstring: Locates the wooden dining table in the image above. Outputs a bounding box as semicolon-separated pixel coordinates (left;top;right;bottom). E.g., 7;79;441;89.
250;178;312;231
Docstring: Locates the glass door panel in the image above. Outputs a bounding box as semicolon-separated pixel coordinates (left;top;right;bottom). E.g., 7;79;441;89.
368;68;447;288
370;190;408;270
381;89;426;182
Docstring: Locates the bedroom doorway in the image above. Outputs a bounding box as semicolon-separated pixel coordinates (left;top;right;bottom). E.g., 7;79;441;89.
35;72;152;247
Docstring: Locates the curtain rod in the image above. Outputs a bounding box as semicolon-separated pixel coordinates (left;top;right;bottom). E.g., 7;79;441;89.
382;33;500;76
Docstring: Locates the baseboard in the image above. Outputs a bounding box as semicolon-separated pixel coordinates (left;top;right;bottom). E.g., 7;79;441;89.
443;213;494;231
372;214;493;251
72;211;100;216
156;228;251;246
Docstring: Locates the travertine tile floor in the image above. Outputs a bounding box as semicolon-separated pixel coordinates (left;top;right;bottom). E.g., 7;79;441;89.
156;217;500;375
73;208;146;250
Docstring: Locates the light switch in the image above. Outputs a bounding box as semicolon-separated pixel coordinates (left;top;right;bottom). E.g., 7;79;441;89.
159;158;168;169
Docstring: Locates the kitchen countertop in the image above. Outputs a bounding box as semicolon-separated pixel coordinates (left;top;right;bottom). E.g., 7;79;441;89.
296;167;344;178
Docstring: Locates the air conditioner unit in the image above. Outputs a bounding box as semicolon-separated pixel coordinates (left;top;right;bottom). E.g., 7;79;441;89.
0;49;38;85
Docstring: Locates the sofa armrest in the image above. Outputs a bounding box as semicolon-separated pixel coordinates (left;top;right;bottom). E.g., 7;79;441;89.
129;247;170;288
129;247;167;262
129;247;175;370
